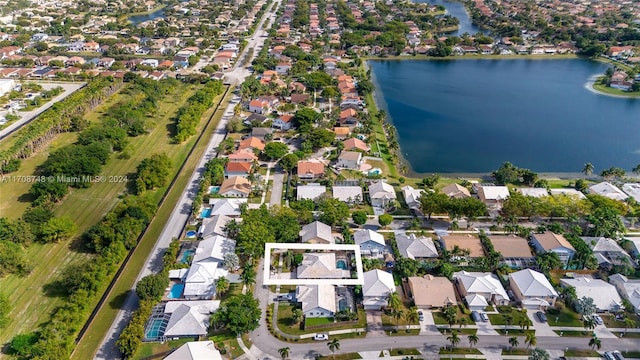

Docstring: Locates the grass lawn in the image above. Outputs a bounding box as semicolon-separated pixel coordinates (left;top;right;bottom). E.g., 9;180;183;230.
565;349;600;357
276;304;366;336
439;328;477;335
553;330;594;337
306;317;334;327
592;79;640;98
387;329;420;336
318;353;362;360
71;86;231;359
502;348;531;355
617;331;640;338
546;307;583;327
433;307;475;326
496;329;534;336
132;338;192;360
439;348;483;355
601;313;640;329
210;331;245;358
381;303;419;327
488;309;529;326
390;348;421;356
621;351;640;358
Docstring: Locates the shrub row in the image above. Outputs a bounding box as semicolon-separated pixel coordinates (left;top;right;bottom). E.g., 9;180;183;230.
174;80;223;143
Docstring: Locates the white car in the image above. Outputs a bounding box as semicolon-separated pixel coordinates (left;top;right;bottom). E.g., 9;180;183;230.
592;314;604;325
313;333;328;341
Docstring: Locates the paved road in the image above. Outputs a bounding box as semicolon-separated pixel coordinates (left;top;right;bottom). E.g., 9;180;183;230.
93;2;280;358
0;82;85;140
269;169;284;207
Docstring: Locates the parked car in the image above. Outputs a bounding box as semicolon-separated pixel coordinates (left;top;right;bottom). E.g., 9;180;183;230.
604;352;616;360
480;312;489;322
471;311;481;322
536;311;547;322
275;293;293;302
593;314;604;325
418;310;424;321
313;333;328;341
612;350;625;360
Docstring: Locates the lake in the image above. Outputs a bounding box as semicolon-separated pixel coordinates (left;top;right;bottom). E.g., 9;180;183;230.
370;58;640;174
417;0;480;36
129;7;165;26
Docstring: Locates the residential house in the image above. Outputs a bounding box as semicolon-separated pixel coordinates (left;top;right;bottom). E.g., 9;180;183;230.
332;186;363;204
249;99;271;114
395;233;438;260
582;237;633;269
407;275;457;309
343;138;369;152
296;284;336;318
477;185;510;209
207;198;247;217
441;183;471;199
508;269;558;309
488;235;535;269
626;237;640;259
273;114;294;130
589;182;628;201
336;151;362;170
225;161;252;178
299;221;333;244
549;188;587;199
453;271;510;310
218;176;251;198
439;235;485;258
401;185;424;210
333;127;351;139
530;232;575;267
369;180;397;208
354;229;386;257
518;188;549;198
622;183;640;203
227;149;258;163
297;253;344;279
609;274;640;314
560;277;623;312
251;127;273;141
297;183;327;201
198;215;233;238
163;301;220;339
238;137;265;152
183;235;235;300
83;41;100;52
362;269;396;310
297;160;325;180
164;341;223;360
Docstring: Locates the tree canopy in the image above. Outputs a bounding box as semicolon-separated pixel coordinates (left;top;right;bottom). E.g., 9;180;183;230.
213;293;261;335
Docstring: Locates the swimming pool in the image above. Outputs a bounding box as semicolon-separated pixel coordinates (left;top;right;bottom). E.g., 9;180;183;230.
336;259;347;270
180;249;195;264
209;186;220;194
168;284;184;299
338;299;348;311
145;318;165;340
185;230;196;238
199;208;212;218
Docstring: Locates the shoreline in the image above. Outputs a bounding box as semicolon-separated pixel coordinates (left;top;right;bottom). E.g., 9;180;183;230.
365;56;639;178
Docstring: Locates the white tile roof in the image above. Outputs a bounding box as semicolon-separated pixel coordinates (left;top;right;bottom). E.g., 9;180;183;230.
369;180;396;200
509;269;558;298
549;188;586;199
208;198;247;216
297;184;327;200
479;185;510;201
354;229;385;247
396;233;438;259
610;274;640;313
198;215;233;238
401;185;424;208
518;187;549;198
454;271;510;301
332;186;363;202
164;341;222;360
589;182;628;201
296;284;336;314
362;269;395;298
299;221;333;243
163;301;220;337
297;253;343;279
561;277;623;311
622;183;640;202
192;236;236;264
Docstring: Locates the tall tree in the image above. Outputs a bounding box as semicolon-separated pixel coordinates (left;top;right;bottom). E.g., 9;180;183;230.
240;263;256;288
582;163;594;177
327;338;340;359
278;347;290;360
386;291;401;312
216;276;230;297
508;336;519;350
212;293;261;335
467;334;479;348
525;332;537;348
589;336;601;350
529;348;550;360
447;330;461;349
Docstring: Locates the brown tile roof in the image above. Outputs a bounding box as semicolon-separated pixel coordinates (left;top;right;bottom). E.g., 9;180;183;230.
489;235;534;259
297;160;325;177
219;176;251;195
440;235;485;258
239;137;265;151
408;275;457;308
532;232;575;251
227;149;258;161
343;138;369;151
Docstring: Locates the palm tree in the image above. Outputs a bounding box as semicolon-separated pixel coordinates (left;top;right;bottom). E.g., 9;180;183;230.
278;347;290;360
508;336;519;350
386;291;401;312
503;314;514;334
519;318;531;331
215;276;230;297
282;250;294;270
583;316;596;332
529;348;551;360
291;308;303;324
589;336;601;350
624;318;636;334
447;330;461;349
467;334;479;348
393;309;405;330
405;307;419;325
582;162;594;177
525;332;537;348
327;338;340;359
240;263;256;288
457;317;468;330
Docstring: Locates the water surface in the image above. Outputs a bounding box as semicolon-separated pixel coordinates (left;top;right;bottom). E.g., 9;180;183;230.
417;0;480;36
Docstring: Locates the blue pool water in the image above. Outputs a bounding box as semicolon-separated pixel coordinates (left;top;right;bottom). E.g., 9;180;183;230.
210;186;220;194
199;208;212;218
168;284;184;299
145;318;165;339
180;250;195;264
336;259;347;270
186;230;196;238
338;299;348;311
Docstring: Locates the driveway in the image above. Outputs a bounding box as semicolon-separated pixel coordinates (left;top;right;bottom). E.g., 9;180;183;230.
418;310;441;335
269;169;284;207
365;310;385;337
527;309;558;337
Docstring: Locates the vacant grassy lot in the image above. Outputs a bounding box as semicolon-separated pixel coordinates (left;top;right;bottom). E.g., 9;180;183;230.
0;82;203;349
545;307;583;327
71;87;230;360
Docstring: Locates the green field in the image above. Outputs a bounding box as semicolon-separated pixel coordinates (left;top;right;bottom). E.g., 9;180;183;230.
71;87;231;360
0;82;208;349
